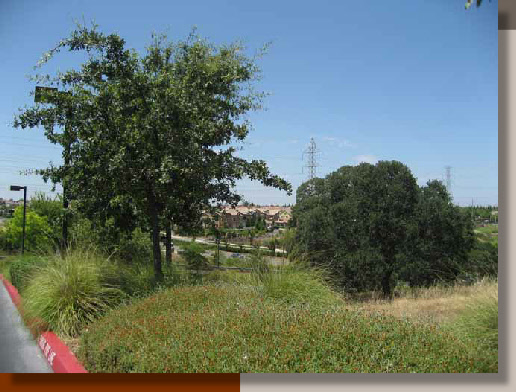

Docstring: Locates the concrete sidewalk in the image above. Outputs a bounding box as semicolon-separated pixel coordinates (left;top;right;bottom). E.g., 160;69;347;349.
0;281;52;373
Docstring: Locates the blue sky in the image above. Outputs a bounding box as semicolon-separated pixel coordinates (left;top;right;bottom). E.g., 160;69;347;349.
0;0;498;206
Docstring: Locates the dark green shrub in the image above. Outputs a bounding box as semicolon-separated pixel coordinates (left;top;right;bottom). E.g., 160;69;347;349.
464;240;498;279
116;228;152;264
0;226;10;251
29;192;64;250
3;208;53;252
179;242;210;272
70;218;152;264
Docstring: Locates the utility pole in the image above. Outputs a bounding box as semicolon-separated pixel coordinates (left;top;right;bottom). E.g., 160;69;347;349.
303;137;318;181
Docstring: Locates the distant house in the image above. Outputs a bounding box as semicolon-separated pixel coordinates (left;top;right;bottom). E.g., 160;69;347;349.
0;198;23;208
213;205;292;229
223;209;242;229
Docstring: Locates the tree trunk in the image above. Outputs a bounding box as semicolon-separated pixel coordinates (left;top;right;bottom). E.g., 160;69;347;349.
150;203;164;282
381;267;394;300
165;221;172;267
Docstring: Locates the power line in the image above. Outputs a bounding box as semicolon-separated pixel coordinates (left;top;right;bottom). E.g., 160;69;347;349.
0;142;62;151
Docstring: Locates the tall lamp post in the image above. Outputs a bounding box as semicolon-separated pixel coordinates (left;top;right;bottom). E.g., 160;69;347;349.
10;185;27;254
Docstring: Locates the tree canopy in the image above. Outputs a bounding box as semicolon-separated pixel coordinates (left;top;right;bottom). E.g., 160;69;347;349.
293;161;475;298
14;23;291;279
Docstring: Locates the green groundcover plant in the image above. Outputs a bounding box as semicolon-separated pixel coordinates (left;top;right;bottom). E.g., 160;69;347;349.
79;283;496;373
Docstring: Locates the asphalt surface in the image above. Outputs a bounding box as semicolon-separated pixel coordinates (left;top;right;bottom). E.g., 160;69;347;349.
0;282;53;373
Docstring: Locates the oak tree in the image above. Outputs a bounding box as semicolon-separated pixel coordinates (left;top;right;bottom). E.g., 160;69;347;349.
14;24;291;280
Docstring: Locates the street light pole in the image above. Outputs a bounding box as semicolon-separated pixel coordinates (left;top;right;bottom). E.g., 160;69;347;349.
10;185;27;255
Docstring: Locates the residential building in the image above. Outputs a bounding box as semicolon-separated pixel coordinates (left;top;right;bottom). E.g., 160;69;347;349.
213;205;292;229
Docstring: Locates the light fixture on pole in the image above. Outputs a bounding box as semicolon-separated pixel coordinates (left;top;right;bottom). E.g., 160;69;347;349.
9;185;27;254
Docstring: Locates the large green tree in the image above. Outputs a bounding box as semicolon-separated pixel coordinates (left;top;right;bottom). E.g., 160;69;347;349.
294;161;474;298
400;180;475;286
14;24;291;280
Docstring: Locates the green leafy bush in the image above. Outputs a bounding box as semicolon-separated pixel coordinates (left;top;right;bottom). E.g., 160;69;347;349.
70;218;152;264
3;207;53;252
463;240;498;279
21;249;126;337
0;226;9;251
179;242;210;272
29;192;64;249
69;217;99;248
115;228;152;264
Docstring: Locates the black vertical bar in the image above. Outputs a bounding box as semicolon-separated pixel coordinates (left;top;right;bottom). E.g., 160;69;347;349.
22;187;27;255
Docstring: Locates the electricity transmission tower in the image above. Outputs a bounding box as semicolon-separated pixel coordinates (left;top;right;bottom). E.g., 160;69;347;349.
303;137;318;181
445;166;452;195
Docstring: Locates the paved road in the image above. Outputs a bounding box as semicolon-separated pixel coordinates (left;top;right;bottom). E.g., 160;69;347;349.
169;236;289;267
0;282;53;372
171;235;287;254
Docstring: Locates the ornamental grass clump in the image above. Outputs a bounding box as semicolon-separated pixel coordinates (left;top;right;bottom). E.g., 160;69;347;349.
258;264;340;308
22;248;126;337
8;255;49;294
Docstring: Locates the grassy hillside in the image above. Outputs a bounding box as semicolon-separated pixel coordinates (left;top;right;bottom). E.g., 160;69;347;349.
78;274;497;373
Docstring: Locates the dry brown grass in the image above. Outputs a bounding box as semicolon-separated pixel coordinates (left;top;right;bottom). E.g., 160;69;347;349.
348;278;498;325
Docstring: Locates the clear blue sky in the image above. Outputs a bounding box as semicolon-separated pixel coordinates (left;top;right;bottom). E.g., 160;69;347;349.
0;0;498;206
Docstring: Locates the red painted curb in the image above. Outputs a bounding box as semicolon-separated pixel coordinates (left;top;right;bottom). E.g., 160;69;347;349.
1;274;88;373
38;332;88;373
0;274;22;308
